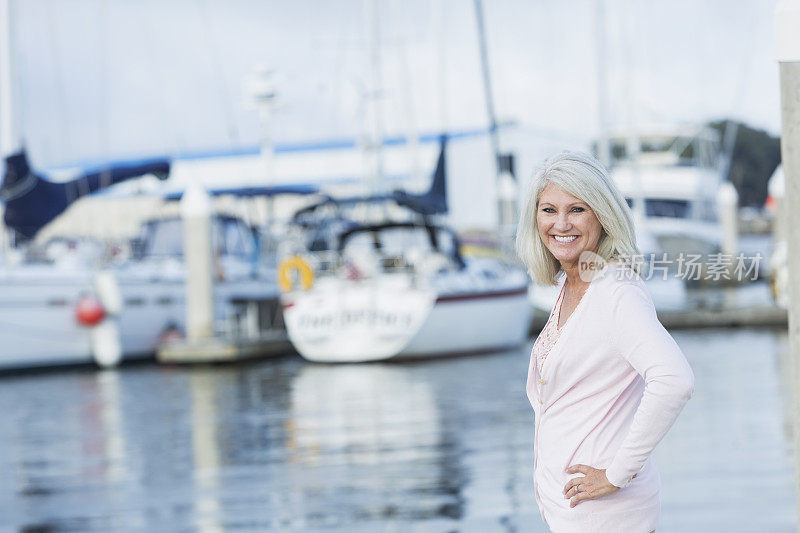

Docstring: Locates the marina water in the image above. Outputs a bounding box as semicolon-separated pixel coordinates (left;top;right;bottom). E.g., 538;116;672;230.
0;325;794;531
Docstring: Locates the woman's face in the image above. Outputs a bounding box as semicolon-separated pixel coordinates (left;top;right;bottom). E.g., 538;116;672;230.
536;181;603;266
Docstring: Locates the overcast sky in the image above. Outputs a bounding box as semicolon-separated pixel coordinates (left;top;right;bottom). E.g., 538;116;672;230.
3;0;783;168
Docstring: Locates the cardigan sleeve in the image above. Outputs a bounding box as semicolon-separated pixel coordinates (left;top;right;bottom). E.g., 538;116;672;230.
604;281;695;488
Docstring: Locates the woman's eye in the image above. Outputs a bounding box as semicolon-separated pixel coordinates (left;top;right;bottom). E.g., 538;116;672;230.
540;206;585;213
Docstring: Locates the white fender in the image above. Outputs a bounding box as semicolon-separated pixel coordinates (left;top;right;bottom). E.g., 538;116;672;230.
94;270;123;315
92;270;123;368
91;318;122;368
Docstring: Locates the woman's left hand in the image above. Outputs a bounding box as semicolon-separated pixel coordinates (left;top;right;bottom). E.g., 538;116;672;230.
562;464;620;508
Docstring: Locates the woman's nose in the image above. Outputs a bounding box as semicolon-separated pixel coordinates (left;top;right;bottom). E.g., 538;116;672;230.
554;213;572;231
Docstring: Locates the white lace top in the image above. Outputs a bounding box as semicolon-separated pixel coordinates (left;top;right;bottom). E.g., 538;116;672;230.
532;281;567;371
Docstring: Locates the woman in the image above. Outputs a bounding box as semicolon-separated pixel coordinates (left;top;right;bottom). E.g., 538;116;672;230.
515;151;694;532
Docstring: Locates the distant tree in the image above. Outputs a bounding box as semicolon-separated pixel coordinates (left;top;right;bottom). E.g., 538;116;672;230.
708;120;781;207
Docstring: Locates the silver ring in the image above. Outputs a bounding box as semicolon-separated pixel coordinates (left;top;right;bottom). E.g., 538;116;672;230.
574;485;581;493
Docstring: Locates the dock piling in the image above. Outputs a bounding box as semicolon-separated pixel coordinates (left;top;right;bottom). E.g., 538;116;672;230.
180;184;215;342
775;1;800;528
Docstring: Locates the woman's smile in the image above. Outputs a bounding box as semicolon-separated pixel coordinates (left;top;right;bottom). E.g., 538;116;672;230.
552;234;579;244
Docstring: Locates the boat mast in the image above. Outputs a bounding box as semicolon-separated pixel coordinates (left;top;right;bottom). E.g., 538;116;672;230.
245;65;279;184
0;0;14;158
391;0;421;185
620;0;646;225
434;0;448;135
474;0;516;243
363;0;385;198
0;0;15;257
595;0;611;168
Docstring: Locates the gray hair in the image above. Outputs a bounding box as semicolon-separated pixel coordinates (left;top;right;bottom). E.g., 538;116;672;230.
515;150;640;286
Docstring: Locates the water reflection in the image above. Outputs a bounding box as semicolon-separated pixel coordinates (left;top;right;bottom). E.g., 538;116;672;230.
0;328;795;531
95;370;126;486
287;363;458;527
1;369;133;530
190;370;223;533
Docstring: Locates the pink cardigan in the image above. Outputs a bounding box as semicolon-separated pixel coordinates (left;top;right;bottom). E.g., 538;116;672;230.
526;261;694;532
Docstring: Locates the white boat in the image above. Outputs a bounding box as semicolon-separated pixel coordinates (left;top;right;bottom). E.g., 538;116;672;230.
0;213;284;370
605;126;725;258
0;148;175;369
280;221;530;363
278;134;531;363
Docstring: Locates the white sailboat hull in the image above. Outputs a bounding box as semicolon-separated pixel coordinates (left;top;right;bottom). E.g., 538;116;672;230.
283;273;531;363
0;265;279;370
398;287;530;359
281;276;437;363
0;269;96;368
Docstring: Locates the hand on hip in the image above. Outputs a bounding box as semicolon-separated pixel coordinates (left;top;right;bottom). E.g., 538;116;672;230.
562;464;628;508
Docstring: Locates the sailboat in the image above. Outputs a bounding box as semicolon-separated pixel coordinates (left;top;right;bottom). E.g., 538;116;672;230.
279;137;531;363
0;151;174;368
0;5;293;369
0;159;309;369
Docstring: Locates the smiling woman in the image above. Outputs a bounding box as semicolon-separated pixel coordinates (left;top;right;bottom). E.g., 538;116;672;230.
516;152;640;287
515;151;694;533
536;184;604;274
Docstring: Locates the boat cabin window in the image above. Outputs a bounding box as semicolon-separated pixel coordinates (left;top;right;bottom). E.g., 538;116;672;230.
607;132;719;168
624;198;690;218
139;218;254;258
217;219;255;258
645;199;689;218
143;219;183;257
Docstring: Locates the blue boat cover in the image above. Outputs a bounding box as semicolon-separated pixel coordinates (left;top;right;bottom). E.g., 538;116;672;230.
1;150;170;241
